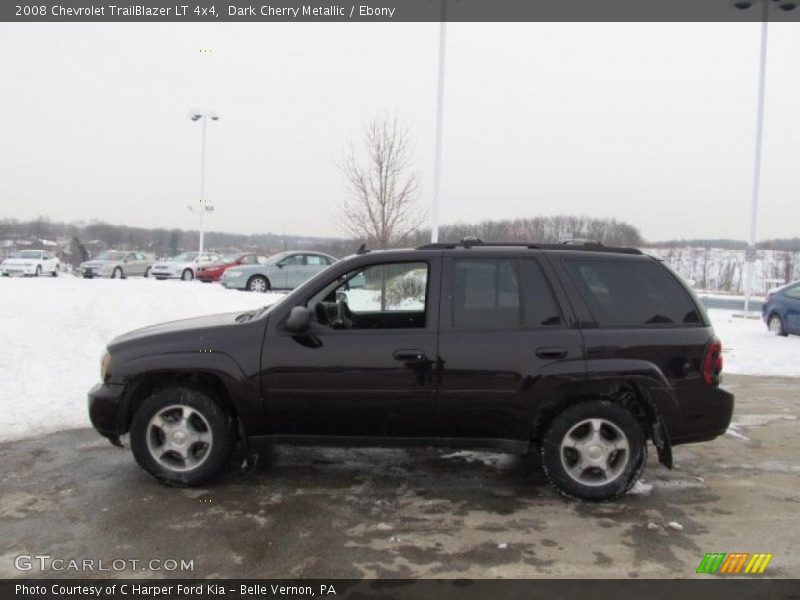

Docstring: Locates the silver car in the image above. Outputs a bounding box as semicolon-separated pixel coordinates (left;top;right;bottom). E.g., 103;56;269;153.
80;251;152;279
221;251;336;292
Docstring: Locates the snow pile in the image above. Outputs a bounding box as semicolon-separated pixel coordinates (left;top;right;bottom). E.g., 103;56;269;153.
707;309;800;377
627;480;653;496
0;276;282;442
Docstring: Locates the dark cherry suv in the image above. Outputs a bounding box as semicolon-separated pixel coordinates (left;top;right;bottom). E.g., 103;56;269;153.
88;240;733;500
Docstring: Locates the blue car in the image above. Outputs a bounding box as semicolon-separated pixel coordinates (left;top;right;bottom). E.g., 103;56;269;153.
762;280;800;336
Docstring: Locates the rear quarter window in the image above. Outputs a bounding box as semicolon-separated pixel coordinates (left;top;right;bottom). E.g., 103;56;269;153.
565;258;702;328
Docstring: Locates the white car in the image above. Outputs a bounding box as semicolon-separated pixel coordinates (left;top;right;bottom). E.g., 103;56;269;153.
149;252;222;281
1;250;60;277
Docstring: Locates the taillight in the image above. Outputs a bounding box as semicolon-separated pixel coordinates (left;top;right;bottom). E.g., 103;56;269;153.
702;339;723;385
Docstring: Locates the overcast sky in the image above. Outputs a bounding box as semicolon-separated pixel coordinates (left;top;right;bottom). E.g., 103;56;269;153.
1;22;798;242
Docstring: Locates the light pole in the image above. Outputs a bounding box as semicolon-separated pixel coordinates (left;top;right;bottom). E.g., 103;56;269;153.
733;0;796;314
430;0;447;243
189;110;219;254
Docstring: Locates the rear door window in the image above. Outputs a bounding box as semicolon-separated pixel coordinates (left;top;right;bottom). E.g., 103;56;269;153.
451;258;562;330
521;259;563;327
453;258;520;329
565;259;701;327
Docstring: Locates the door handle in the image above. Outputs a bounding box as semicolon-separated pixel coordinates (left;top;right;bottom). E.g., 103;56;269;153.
535;346;568;359
393;349;428;363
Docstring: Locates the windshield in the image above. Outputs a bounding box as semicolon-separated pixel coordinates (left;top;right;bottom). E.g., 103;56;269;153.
172;253;198;262
222;253;242;262
19;250;42;259
96;251;126;261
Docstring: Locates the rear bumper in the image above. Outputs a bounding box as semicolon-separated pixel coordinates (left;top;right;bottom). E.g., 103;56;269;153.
88;382;127;442
670;386;735;445
197;272;221;282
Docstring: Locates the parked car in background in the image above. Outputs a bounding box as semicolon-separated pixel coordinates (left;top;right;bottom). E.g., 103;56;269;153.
150;252;222;281
762;280;800;336
196;253;266;283
1;250;59;277
80;251;152;279
221;251;336;292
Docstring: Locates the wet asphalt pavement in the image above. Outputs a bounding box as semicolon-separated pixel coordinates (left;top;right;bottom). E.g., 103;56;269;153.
1;374;798;579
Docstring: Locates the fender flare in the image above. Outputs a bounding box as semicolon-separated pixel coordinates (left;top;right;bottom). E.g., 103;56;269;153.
114;351;262;435
534;358;675;468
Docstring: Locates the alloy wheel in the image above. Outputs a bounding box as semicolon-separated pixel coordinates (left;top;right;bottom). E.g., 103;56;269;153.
249;277;268;293
559;418;630;487
145;404;213;472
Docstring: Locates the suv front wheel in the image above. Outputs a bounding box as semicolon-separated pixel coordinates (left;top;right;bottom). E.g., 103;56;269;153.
541;401;646;501
130;386;234;486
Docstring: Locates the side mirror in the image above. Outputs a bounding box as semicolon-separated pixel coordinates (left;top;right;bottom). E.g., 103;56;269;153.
285;306;311;334
277;263;284;269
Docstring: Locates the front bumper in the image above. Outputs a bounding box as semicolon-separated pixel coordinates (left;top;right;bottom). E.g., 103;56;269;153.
2;266;37;276
150;270;180;278
221;276;245;289
82;269;113;278
88;382;127;443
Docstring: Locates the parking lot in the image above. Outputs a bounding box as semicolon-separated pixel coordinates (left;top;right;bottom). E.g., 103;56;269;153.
0;374;797;579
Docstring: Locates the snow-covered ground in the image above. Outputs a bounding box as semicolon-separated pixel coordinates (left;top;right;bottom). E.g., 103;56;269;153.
706;308;800;378
0;275;283;442
0;275;797;442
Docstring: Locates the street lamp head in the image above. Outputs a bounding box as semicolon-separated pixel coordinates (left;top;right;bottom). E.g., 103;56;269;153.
778;1;797;10
189;109;203;121
732;0;753;8
209;112;220;121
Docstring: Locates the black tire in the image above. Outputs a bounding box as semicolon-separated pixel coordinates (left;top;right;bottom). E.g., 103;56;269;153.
130;386;234;486
51;268;58;277
112;267;123;279
181;268;194;281
35;265;41;277
541;400;646;501
144;267;150;278
767;313;788;337
247;275;270;293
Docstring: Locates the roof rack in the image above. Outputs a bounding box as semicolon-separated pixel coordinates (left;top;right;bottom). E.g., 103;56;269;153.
415;237;642;255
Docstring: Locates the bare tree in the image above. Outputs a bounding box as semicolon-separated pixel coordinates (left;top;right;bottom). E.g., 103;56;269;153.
338;114;423;249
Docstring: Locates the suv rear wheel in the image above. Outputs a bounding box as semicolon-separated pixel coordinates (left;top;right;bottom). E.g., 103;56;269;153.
130;386;234;486
541;401;646;501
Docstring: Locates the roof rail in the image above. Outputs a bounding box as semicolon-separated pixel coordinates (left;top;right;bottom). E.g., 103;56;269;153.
560;238;602;246
415;240;642;255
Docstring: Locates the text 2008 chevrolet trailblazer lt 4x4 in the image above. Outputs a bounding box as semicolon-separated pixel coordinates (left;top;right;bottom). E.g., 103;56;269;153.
88;240;733;501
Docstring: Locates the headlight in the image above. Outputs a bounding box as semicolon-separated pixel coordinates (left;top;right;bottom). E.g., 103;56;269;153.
100;351;111;382
226;270;243;278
